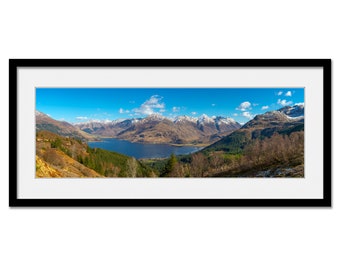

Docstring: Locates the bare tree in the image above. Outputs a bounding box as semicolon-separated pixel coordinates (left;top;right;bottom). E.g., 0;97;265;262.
43;149;65;168
190;153;207;177
126;158;138;177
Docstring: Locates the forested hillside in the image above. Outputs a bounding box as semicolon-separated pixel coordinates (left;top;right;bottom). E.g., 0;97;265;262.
36;105;305;178
36;131;155;178
144;131;304;177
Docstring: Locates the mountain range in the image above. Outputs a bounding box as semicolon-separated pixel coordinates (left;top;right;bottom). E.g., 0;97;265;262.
35;104;304;178
75;114;241;144
36;111;242;145
36;111;94;141
203;104;304;153
36;105;304;147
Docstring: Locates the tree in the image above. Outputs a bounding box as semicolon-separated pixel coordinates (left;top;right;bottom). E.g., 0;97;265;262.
162;153;178;176
209;153;225;171
126;158;138;177
190;153;207;177
172;163;191;177
50;138;62;149
43;149;65;167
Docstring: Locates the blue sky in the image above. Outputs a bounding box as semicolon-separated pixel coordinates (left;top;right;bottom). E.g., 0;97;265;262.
36;88;304;124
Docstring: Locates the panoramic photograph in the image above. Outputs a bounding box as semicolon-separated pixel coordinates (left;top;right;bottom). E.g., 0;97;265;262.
35;88;304;178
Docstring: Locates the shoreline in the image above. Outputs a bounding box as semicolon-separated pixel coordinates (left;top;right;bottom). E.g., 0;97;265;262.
88;137;210;148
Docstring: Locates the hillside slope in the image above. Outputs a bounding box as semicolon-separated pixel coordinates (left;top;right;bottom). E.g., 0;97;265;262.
152;105;305;178
36;152;102;178
203;106;304;154
36;130;155;178
36;111;94;141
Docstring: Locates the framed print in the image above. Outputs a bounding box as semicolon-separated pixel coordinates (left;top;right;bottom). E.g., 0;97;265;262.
9;59;331;207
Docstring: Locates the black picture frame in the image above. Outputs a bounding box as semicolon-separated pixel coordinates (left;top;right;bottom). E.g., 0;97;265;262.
9;59;332;207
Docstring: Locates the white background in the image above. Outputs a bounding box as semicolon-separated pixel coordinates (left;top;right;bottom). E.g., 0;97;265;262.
0;1;338;270
18;67;323;199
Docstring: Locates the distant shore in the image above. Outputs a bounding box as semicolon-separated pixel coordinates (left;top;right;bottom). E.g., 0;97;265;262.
88;136;210;147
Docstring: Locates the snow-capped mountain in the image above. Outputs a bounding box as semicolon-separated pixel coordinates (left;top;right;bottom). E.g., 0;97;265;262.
242;105;304;129
74;113;241;144
198;114;215;125
278;104;304;118
173;115;197;123
204;105;305;154
74;118;143;137
37;110;241;145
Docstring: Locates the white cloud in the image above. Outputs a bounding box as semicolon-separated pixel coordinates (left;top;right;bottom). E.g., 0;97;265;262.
191;112;197;115
285;91;292;97
172;106;180;112
144;95;164;108
278;91;283;96
233;113;238;116
119;108;130;114
133;95;165;115
253;103;259;106
211;103;216;107
76;116;88;120
277;99;293;106
237;101;251;111
242;111;253;119
295;102;304;106
261;105;269;110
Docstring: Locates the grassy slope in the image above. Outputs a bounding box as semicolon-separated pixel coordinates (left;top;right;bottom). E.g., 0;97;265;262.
36;130;154;178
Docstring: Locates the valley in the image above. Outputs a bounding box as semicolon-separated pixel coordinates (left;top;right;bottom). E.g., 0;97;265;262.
35;104;304;178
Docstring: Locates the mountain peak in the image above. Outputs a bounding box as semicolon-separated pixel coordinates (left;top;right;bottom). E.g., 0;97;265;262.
198;114;214;124
242;105;304;130
173;115;197;123
278;104;304;118
35;110;47;117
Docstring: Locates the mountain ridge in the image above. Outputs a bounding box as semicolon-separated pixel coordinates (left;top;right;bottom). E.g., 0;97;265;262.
36;104;303;147
35;104;305;178
74;113;242;145
36;111;95;141
202;104;304;154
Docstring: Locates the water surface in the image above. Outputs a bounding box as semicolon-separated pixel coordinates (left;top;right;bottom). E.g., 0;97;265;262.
88;138;202;159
